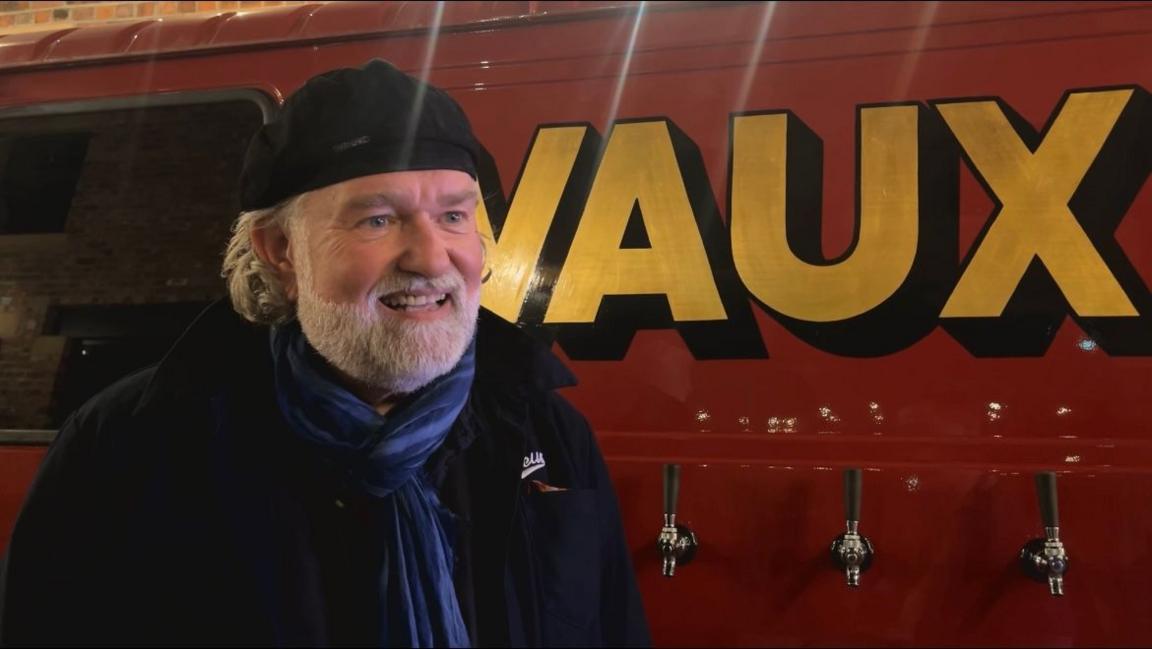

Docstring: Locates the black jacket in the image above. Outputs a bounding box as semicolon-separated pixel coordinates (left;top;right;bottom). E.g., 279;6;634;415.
0;301;650;647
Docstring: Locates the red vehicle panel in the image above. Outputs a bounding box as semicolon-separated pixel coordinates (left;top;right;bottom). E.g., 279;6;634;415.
3;2;1151;645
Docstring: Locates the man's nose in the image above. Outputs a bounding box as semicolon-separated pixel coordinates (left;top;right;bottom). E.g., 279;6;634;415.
397;214;452;277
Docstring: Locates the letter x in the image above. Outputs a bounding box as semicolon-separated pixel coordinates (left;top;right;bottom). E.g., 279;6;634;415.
938;90;1138;318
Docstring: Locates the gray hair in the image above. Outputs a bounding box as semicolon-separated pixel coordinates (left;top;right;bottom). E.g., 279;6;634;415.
221;196;301;325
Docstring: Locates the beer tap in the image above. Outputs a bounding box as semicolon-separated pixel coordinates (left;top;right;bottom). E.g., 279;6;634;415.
830;468;874;587
1019;471;1069;596
656;463;698;577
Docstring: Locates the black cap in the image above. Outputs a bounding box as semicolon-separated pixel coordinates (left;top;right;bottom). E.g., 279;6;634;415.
240;59;480;211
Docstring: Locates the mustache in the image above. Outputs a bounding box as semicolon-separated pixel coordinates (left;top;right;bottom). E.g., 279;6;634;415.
370;271;465;299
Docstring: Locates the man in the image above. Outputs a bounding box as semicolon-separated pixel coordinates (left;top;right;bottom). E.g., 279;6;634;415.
0;59;649;647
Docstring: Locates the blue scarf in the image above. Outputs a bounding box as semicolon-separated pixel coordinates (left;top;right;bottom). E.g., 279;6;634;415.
270;321;473;647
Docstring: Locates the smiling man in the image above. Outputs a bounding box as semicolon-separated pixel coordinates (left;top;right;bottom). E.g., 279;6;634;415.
0;60;649;648
269;171;484;405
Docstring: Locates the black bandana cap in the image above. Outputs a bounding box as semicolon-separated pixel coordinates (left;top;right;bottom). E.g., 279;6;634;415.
239;59;480;211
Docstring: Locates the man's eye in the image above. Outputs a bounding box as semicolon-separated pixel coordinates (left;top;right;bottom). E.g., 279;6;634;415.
442;211;474;232
360;215;395;229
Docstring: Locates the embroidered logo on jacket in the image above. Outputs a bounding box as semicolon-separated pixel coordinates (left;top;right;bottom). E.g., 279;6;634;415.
521;451;546;479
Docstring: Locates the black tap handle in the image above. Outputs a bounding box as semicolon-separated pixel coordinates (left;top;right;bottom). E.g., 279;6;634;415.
663;464;681;518
1035;471;1060;528
844;468;862;522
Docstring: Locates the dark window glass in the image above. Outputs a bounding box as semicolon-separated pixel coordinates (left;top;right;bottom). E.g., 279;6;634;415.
0;98;263;431
0;132;91;234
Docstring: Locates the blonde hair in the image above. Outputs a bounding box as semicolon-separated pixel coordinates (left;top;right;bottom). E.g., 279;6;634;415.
220;196;301;325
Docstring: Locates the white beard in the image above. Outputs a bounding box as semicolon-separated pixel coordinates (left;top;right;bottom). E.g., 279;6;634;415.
294;264;479;396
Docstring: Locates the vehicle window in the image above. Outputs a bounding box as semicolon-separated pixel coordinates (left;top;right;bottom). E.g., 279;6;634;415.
0;99;264;429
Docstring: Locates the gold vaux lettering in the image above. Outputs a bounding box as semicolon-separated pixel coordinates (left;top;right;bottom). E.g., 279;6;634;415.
478;126;589;322
938;90;1139;318
731;107;921;322
543;121;726;323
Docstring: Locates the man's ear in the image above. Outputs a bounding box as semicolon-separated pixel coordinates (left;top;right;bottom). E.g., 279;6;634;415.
250;220;299;301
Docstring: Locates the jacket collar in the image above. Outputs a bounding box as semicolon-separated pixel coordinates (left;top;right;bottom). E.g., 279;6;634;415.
473;309;576;392
132;299;577;416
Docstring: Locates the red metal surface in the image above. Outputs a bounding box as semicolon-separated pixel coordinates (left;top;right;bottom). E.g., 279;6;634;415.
3;2;1152;645
0;1;644;70
0;447;47;559
613;462;1152;647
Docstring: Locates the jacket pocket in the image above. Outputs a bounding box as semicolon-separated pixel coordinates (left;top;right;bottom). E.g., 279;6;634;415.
522;487;602;637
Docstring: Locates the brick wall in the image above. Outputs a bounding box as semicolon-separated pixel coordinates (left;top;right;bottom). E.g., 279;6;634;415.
0;1;321;33
0;100;263;428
